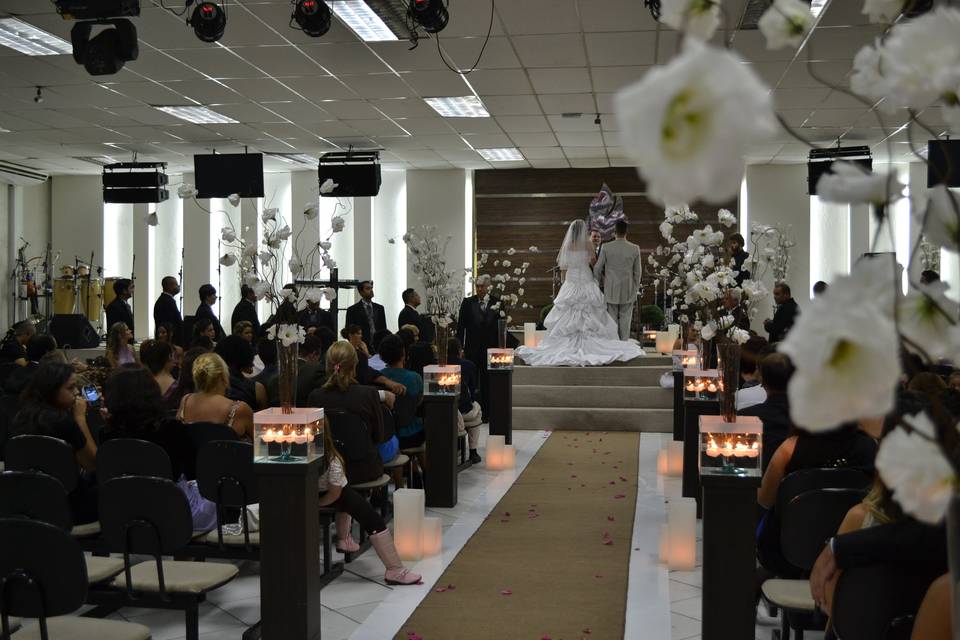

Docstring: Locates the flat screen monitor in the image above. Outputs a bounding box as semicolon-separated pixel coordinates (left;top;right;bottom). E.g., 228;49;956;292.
193;153;264;198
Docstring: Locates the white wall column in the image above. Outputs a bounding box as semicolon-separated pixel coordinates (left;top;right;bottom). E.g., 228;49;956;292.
132;203;150;338
52;176;104;279
182;173;212;319
373;170;407;329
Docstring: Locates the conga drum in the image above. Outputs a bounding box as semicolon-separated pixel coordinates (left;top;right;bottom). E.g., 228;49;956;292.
59;265;75;278
80;279;102;323
53;278;78;315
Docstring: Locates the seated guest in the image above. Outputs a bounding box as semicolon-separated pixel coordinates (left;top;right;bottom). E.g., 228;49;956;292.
232;320;255;343
369;329;393;370
177;352;254;440
397;327;416;366
448;337;482;463
400;323;420;342
252;338;278;388
740;352;794;468
342;324;371;357
299;295;334;334
267;334;325;407
317;426;420;585
10;360;98;524
378;336;422;452
155;322;184;368
407;339;437;379
0;320;35;366
736;337;768;411
215;335;268;411
907;371;947;402
756;421;877;578
911;574;951;640
231;284;261;338
192;317;218;348
105;322;138;368
99;365;216;531
4;334;58;396
316;326;337;361
307;341;385;484
170;346;209;405
341;325;406;396
139;339;178;402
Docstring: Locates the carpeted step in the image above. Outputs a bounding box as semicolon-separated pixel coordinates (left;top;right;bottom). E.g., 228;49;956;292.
513;384;672;409
512;406;672;432
515;354;672;367
513;365;668;387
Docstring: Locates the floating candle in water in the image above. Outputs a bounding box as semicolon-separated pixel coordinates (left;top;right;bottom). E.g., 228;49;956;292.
438;374;460;387
705;436;760;458
706;382;718;394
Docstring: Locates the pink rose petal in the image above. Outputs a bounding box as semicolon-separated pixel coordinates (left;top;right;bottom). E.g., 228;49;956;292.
583;628;592;634
542;636;552;640
603;539;614;545
447;584;456;590
594;574;604;578
608;481;616;485
614;494;625;499
434;587;447;593
570;474;577;478
504;512;511;517
607;515;615;522
500;589;513;595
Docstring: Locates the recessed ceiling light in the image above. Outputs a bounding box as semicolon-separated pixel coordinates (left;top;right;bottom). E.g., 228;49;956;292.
270;153;317;166
154;106;239;124
331;0;398;41
424;96;489;118
477;148;523;162
0;18;72;56
809;0;827;17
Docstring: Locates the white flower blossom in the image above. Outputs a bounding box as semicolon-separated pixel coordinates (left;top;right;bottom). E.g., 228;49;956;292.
259;251;273;265
288;257;303;276
320;178;338;194
220;227;236;243
758;0;814;50
850;42;889;104
529;246;539;252
660;0;721;41
278;225;292;241
253;281;270;299
862;0;906;23
331;215;345;233
615;41;775;206
660;221;674;240
717;208;736;228
899;281;960;361
277;323;305;347
219;253;236;267
729;328;750;344
919;186;960;252
517;288;525;296
507;248;516;255
242;245;258;259
877;412;955;524
323;287;337;301
227;193;241;207
700;321;717;341
502;260;512;267
262;207;278;223
177;184;197;199
303;204;319;220
319;241;332;251
304;288;323;304
816;162;905;206
144;212;158;227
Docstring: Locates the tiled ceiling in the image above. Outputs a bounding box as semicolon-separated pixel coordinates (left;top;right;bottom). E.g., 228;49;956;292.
0;0;952;175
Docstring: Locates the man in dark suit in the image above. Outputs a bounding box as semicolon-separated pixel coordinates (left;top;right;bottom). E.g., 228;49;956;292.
105;278;135;338
196;283;225;341
398;288;422;330
457;275;500;421
231;285;261;337
153;276;182;343
764;282;799;343
738;352;793;472
345;280;386;350
298;297;334;334
727;233;751;285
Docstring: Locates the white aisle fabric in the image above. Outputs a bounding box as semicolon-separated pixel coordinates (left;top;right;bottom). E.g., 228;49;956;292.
515;255;644;367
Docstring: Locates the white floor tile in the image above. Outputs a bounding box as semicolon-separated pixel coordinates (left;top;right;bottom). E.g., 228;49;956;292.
320;572;393;610
671;612;702;640
336;602;380;624
119;603;242;640
216;596;260;626
671;596;703;621
669;579;703;603
320;607;360;640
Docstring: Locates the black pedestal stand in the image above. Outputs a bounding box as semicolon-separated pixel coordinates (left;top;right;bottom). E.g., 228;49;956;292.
487;368;513;445
672;370;684;441
682;397;720;517
244;458;322;640
424;394;458;508
700;471;762;640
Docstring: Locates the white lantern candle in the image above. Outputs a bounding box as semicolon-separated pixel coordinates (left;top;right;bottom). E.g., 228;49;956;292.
501;445;516;469
656;449;668;476
523;322;537;347
667;441;684;477
667;498;697;571
659;523;670;564
393;489;425;561
421;516;442;557
655;331;674;355
486;435;506;470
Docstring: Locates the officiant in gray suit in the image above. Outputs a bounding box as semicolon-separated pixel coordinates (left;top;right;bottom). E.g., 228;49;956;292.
593;220;642;341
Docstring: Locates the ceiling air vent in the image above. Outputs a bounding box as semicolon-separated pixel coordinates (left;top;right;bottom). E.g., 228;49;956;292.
0;160;49;186
736;0;772;30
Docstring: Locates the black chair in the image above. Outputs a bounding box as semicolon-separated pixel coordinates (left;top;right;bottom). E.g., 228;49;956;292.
96;476;239;640
776;468;872;515
327;409;392;536
832;564;920;640
380;405;396;442
196;440;258;552
184;421;239;451
0;518;150;640
97;438;174;484
0;394;19;463
761;488;868;640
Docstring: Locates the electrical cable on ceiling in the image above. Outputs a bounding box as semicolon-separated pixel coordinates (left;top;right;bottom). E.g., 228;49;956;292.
434;0;495;76
155;0;188;17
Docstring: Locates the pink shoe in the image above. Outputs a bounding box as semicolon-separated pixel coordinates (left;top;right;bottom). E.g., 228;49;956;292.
371;529;421;586
336;535;360;554
384;567;422;586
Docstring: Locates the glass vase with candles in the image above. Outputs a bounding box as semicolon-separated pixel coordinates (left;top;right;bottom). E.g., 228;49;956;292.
254;407;324;463
716;341;741;423
487;348;515;370
423;364;461;396
698;415;762;478
434;318;449;366
683;368;720;400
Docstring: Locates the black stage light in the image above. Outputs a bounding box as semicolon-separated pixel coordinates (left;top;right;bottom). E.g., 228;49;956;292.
70;19;139;76
190;1;226;43
409;0;448;33
54;0;140;20
293;0;331;37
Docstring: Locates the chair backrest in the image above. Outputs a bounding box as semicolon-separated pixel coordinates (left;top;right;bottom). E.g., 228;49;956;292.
97;438;174;485
0;394;19;461
4;435;78;493
392;392;418;429
98;476;193;555
185;421;239;451
0;518;88;620
196;440;258;506
776;467;872;514
326;409;371;474
780;487;866;571
380;405;396;442
0;471;73;531
832;563;918;640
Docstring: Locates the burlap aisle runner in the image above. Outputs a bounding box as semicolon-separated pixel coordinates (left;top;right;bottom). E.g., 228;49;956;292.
396;431;641;640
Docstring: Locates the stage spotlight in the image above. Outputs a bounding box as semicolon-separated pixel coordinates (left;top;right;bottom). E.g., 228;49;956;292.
190;1;226;43
70;19;139;76
409;0;448;33
293;0;331;37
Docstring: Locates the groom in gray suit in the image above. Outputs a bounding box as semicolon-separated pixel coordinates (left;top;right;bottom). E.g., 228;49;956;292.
593;220;642;341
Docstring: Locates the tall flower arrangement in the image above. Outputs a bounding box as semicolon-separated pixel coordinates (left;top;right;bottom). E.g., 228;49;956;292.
477;247;538;324
399;226;465;327
748;223;795;283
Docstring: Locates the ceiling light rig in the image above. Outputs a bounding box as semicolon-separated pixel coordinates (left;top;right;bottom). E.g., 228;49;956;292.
292;0;332;37
54;0;140;76
189;1;226;42
409;0;448;33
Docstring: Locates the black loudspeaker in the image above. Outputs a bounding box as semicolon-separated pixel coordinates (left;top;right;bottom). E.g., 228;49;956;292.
927;139;960;188
318;152;381;197
50;314;100;349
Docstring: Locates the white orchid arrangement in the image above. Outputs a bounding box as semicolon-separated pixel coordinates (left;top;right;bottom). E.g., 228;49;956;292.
748;223;796;284
621;1;960;525
477;247;539;324
399;226;465;327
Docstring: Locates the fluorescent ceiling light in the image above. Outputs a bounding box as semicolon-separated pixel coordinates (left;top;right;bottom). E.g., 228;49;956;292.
271;153;317;166
331;0;398;42
424;96;489;118
477;147;523;162
0;18;72;56
154;106;239;124
809;0;827;17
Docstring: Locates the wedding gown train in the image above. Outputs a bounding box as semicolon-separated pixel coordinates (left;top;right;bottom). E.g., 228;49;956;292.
515;253;645;367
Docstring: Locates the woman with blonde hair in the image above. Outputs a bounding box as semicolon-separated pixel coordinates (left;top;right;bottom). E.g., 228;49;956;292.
176;352;253;440
232;320;255;343
105;321;138;368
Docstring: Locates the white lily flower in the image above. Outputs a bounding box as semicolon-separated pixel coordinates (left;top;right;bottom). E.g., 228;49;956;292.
729;328;750;344
266;325;277;340
331;215;345;233
758;0;814;50
220;227;236;243
304;288;322;304
303;203;319;221
816;162;905;206
700;321;717;341
177;184;197;199
701;254;715;269
780;259;901;431
320;178;338;194
219;253;236;267
278;323;304;347
877;412;955;524
288;257;303;276
899;281;959;360
660;221;674;240
323;287;337;301
227;193;241;207
262;207;278;223
144;212;158;226
660;0;721;41
862;0;906;23
919;185;960;252
717;208;736;228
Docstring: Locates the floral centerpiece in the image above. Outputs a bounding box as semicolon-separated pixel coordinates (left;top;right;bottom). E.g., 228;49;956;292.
477;246;538;333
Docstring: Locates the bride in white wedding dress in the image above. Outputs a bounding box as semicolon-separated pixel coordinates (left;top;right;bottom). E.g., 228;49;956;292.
515;219;645;367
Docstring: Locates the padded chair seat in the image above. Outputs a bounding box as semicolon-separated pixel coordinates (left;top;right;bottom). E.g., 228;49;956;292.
205;529;260;546
351;474;390;490
13;616;150;640
85;555;126;584
112;560;238;594
762;579;816;611
383;454;409;469
400;444;425;455
6;617;20;633
71;521;100;537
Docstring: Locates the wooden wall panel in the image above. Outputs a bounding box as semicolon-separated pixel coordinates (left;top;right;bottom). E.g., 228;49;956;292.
473;168;738;325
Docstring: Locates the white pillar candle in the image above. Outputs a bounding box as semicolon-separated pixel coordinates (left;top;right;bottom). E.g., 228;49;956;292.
523;322;537;347
393;489;425;561
534;330;547;347
486;435;506;469
420;516;442;557
501;445;516;469
667;441;684;477
668;323;680;340
659;523;670;564
655;331;674;355
656;449;668;476
667;497;697;571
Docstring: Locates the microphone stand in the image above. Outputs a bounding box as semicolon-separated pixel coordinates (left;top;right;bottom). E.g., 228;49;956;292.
178;249;184;313
130;253;136;333
216;239;222;319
